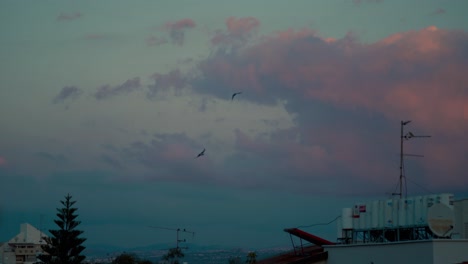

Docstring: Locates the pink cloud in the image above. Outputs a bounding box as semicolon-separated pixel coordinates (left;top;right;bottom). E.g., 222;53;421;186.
190;25;468;193
57;12;82;21
164;18;196;45
211;17;260;50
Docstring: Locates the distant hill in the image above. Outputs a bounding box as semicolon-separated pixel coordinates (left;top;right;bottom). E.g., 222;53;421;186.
84;243;292;264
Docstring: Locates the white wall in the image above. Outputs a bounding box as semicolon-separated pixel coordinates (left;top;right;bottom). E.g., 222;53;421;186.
325;240;468;264
325;241;433;264
454;199;468;239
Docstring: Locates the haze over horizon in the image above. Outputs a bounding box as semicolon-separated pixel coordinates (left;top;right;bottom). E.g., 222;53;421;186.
1;0;467;250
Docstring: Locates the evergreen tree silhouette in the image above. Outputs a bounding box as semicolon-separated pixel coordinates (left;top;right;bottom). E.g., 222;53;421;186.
38;194;86;264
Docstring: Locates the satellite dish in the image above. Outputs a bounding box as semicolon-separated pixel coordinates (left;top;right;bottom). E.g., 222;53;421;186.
427;203;454;237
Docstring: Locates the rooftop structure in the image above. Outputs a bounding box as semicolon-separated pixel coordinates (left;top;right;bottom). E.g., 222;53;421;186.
0;223;47;264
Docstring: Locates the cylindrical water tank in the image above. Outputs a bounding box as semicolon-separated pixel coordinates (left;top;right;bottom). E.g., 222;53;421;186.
414;196;423;225
385;199;394;227
341;208;353;229
378;200;385;228
353;204;360;229
359;204;367;229
392;198;399;227
436;193;454;208
398;199;406;227
406;197;415;226
371;200;379;229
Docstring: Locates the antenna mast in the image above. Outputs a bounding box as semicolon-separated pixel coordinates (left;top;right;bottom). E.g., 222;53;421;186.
395;120;431;199
148;226;195;249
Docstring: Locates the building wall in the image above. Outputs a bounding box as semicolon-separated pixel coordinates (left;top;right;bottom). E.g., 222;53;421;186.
433;240;468;264
325;241;433;264
325;240;468;264
454;199;468;239
0;223;47;264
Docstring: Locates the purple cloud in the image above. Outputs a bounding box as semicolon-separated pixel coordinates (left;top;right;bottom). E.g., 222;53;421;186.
52;86;82;104
118;133;217;183
146;70;189;99
211;17;260;51
164;18;196;45
431;8;446;15
146;36;168;46
94;77;142;100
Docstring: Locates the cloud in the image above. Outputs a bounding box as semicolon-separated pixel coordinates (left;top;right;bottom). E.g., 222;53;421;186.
431;8;446;15
211;17;260;51
0;156;7;167
52;86;82;104
164;18;196;45
25;18;468;196
146;36;168;46
57;12;82;21
116;133;217;183
35;152;68;164
94;77;142;100
147;69;190;99
182;24;468;194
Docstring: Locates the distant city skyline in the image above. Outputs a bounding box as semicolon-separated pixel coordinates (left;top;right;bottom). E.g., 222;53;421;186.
1;0;467;249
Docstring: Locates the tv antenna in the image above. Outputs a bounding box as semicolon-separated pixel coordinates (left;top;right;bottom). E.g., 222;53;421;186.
393;120;431;199
39;214;44;243
148;226;195;249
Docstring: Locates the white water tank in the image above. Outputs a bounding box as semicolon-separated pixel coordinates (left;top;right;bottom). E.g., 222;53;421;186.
341;208;353;229
392;198;399;227
414;196;424;225
364;202;372;229
371;200;379;229
421;195;431;225
385;199;394;227
378;200;385;228
406;197;415;226
398;199;406;227
358;203;367;229
353;204;360;229
435;193;454;208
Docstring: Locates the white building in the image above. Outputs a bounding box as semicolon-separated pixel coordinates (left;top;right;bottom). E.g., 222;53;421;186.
0;223;47;264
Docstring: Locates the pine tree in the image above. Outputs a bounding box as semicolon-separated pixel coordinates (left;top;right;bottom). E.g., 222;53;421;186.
38;194;86;264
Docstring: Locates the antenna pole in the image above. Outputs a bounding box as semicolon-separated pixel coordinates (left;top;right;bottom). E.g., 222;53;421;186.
399;121;404;199
396;120;430;199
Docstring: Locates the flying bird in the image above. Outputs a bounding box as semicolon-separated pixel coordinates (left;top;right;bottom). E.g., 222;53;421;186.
196;148;205;158
231;92;242;101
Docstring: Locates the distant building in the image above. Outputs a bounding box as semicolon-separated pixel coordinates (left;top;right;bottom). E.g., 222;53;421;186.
0;223;47;264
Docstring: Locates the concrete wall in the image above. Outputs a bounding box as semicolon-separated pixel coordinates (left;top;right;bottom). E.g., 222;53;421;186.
454;199;468;239
325;240;468;264
325;241;433;264
433;240;468;264
0;223;47;264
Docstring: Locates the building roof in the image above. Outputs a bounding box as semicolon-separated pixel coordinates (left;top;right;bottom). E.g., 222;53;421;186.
6;223;47;245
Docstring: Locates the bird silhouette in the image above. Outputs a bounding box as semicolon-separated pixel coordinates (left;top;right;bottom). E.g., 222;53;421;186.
231;92;242;101
196;148;205;158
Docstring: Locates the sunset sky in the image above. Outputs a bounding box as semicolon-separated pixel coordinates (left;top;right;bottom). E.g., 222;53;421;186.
1;0;467;251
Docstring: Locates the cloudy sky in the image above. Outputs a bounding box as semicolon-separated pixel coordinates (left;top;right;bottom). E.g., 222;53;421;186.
1;0;467;251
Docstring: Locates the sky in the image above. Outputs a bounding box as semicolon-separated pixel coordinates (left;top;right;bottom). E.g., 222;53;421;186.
1;0;468;252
